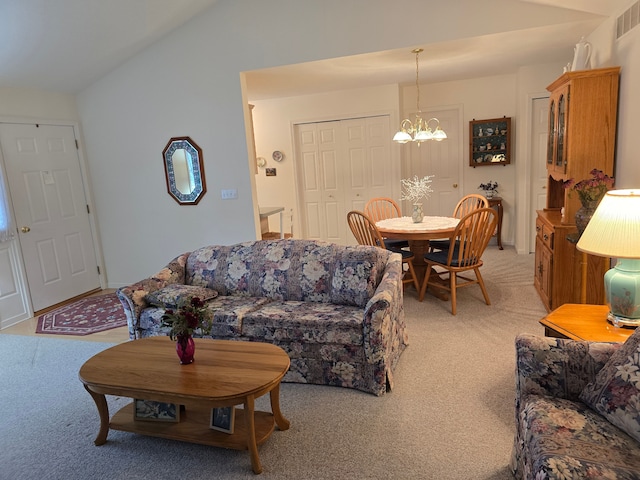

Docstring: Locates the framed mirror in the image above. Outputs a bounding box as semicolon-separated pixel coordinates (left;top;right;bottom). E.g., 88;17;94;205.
162;136;206;205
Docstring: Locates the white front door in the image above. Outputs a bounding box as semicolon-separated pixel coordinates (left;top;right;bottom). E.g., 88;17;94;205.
0;123;101;312
529;97;550;252
402;107;462;216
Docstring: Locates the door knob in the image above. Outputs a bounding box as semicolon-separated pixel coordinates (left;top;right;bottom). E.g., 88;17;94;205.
453;183;458;188
21;226;31;233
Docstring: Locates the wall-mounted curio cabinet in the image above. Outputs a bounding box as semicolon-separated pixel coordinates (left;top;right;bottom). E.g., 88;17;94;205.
469;117;511;167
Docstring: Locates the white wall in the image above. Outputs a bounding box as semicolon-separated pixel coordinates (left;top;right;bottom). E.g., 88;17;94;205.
252;84;400;235
592;12;640;188
72;0;640;287
0;87;78;121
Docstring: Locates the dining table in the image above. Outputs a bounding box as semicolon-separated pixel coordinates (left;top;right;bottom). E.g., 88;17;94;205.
376;215;460;300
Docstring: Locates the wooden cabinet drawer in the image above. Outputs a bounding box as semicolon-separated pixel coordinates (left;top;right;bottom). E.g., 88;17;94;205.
541;224;554;250
535;217;545;239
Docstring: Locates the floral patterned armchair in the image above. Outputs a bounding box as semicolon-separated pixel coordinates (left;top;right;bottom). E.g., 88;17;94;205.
117;239;407;396
511;333;640;479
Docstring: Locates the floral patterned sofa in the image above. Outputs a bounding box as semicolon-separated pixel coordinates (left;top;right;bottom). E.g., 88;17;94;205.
116;239;407;396
511;332;640;479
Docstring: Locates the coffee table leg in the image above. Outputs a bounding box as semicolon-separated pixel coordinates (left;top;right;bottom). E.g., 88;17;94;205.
270;383;290;431
83;385;110;445
243;395;262;474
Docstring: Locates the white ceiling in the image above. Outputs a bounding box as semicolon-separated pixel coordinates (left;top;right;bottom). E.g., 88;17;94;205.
0;0;630;97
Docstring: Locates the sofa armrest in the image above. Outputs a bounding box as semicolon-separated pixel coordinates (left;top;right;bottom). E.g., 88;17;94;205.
362;251;406;364
514;333;620;408
115;252;190;339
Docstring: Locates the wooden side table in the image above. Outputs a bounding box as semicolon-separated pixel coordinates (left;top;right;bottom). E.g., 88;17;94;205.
487;196;503;249
539;303;634;342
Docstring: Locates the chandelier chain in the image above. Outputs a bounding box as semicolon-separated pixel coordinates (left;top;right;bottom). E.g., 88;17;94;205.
414;48;422;114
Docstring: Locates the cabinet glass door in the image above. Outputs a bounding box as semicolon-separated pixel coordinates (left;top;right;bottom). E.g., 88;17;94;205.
547;99;555;166
555;93;566;172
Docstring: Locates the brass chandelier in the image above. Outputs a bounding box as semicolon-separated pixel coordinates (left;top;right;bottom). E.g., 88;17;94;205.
393;48;447;144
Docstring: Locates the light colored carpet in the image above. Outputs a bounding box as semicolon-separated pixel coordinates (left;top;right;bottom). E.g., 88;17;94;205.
0;246;547;479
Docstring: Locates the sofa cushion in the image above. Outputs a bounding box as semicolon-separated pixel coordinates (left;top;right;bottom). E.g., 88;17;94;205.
241;300;364;345
205;295;271;337
518;395;640;479
145;284;218;308
580;327;640;443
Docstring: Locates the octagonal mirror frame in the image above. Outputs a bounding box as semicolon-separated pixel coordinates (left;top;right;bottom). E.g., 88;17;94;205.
162;136;206;205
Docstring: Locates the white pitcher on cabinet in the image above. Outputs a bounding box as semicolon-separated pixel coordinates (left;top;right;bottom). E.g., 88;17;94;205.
571;37;592;71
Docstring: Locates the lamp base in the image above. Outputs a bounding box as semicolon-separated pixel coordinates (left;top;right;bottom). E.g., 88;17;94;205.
604;258;640;329
607;311;640;328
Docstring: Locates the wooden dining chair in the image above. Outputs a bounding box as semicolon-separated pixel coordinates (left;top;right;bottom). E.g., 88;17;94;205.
418;207;497;315
347;210;419;292
364;197;409;249
429;194;490;252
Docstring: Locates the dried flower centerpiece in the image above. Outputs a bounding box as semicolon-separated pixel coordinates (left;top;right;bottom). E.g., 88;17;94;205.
161;296;212;364
400;174;434;223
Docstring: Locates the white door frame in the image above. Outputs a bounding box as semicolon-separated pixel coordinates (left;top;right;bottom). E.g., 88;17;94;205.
515;93;549;254
0;116;105;321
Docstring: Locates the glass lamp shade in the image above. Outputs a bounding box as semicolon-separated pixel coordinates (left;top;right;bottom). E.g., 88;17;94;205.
432;127;448;141
577;189;640;327
414;129;432;142
392;131;412;143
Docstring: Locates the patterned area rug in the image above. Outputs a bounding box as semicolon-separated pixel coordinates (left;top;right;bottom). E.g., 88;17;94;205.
36;293;126;335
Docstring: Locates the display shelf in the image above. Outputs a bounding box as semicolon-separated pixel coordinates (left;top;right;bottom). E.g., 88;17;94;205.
469;117;511;167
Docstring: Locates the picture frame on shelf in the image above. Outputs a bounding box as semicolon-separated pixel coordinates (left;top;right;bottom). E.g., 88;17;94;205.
210;406;235;434
133;399;180;422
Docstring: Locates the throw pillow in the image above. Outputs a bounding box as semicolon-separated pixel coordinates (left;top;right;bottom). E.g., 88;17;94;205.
145;284;218;309
579;326;640;443
330;247;385;307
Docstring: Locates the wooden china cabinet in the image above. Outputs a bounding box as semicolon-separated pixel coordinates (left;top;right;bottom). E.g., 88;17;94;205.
534;67;620;311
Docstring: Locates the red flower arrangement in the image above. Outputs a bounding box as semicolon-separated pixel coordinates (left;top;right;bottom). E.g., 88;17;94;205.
161;296;212;340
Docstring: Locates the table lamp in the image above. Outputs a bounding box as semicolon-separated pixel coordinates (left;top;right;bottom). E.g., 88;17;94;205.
577;189;640;327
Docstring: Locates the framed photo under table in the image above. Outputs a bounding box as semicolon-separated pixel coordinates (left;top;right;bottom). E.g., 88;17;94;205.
134;399;180;422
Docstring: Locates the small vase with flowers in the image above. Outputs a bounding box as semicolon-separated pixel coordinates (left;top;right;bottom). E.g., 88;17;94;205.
400;175;435;223
161;296;212;364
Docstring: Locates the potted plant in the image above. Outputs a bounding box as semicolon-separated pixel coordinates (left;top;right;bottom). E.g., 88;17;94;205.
478;180;498;198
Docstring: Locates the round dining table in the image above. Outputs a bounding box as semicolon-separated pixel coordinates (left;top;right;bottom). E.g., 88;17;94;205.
376;216;459;300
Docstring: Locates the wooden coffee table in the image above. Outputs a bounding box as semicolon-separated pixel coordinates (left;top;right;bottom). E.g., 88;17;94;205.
79;337;290;474
539;303;635;342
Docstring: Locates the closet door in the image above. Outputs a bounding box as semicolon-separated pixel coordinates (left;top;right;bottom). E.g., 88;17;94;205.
295;115;394;245
296;121;342;243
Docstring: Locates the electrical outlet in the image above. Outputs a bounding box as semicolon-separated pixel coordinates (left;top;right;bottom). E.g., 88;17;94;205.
221;189;238;200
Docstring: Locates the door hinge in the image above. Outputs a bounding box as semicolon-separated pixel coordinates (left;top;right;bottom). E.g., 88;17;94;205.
75;139;79;149
97;266;101;275
86;204;90;214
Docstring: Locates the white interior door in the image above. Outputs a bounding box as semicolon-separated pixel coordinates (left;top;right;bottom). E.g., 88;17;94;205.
0;123;100;312
403;107;461;216
529;97;550;252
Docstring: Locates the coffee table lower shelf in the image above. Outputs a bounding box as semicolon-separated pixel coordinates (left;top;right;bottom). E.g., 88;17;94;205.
111;402;275;450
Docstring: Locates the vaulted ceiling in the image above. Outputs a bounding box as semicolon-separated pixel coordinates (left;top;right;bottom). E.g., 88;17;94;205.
0;0;629;98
